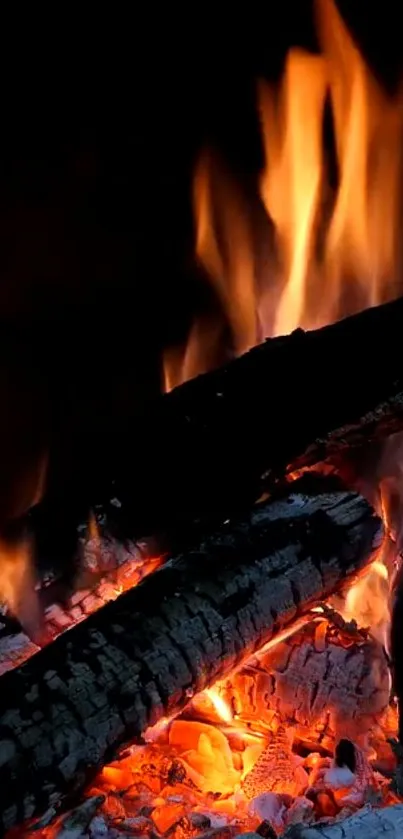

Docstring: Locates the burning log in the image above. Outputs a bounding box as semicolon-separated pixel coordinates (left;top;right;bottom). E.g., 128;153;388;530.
0;475;381;834
220;620;391;754
98;295;403;537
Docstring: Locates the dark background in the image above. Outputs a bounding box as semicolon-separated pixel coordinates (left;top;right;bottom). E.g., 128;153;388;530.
0;2;401;540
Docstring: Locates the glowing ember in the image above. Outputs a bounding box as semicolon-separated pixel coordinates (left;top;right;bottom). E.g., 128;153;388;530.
5;553;401;839
0;535;162;674
204;689;234;724
71;606;398;837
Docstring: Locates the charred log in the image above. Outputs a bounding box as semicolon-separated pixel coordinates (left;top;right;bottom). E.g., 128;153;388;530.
81;295;403;539
0;475;381;834
279;803;403;837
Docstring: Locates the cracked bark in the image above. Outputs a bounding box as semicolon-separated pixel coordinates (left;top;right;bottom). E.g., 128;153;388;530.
282;803;403;837
0;474;382;834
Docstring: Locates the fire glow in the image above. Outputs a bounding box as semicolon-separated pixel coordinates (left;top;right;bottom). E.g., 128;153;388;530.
3;542;401;838
164;0;403;390
4;1;403;837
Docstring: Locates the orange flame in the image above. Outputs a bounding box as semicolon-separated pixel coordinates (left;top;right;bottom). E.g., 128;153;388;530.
163;0;403;388
193;151;259;356
341;556;391;649
0;536;41;639
317;0;403;318
259;50;328;336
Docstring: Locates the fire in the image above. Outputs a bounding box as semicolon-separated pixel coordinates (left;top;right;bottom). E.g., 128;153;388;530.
22;602;395;838
0;536;41;641
163;0;403;387
204;688;233;724
193;151;259;356
5;539;400;838
341;559;391;648
4;5;403;836
259;50;328;336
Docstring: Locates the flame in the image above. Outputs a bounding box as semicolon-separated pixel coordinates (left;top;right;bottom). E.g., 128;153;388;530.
163;0;403;388
7;554;399;838
318;0;403;314
87;510;100;542
163;151;259;391
259;50;328;336
162;319;222;393
341;555;391;648
262;0;403;336
193;151;259;357
204;688;233;723
6;6;403;830
0;536;41;640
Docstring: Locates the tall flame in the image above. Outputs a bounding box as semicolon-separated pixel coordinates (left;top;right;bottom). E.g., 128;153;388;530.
318;0;403;319
163;0;403;387
193;150;259;356
259;51;328;336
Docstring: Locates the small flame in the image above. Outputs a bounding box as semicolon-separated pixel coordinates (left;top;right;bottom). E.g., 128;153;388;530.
0;536;41;640
342;556;391;648
193;151;259;357
163;319;221;392
87;510;100;543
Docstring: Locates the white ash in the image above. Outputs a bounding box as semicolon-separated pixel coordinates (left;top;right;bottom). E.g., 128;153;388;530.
88;815;109;837
205;813;231;828
307;741;379;812
284;796;314;828
0;632;39;675
323;764;355;789
248;792;288;833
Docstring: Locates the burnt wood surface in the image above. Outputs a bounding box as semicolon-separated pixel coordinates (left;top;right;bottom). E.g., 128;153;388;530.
0;475;382;834
84;295;403;539
281;804;403;837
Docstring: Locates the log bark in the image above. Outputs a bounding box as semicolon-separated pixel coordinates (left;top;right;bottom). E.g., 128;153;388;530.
281;804;403;837
0;475;381;834
87;295;403;538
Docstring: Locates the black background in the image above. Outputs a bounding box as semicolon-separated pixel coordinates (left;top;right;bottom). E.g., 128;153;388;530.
0;2;401;535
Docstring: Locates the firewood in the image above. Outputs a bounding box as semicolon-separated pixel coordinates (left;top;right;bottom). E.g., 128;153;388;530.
222;621;390;753
279;803;403;837
0;474;381;834
86;295;403;538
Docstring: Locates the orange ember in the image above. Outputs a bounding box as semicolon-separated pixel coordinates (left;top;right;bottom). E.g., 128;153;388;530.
163;0;403;389
16;601;398;838
8;546;400;839
0;535;163;674
85;598;398;834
